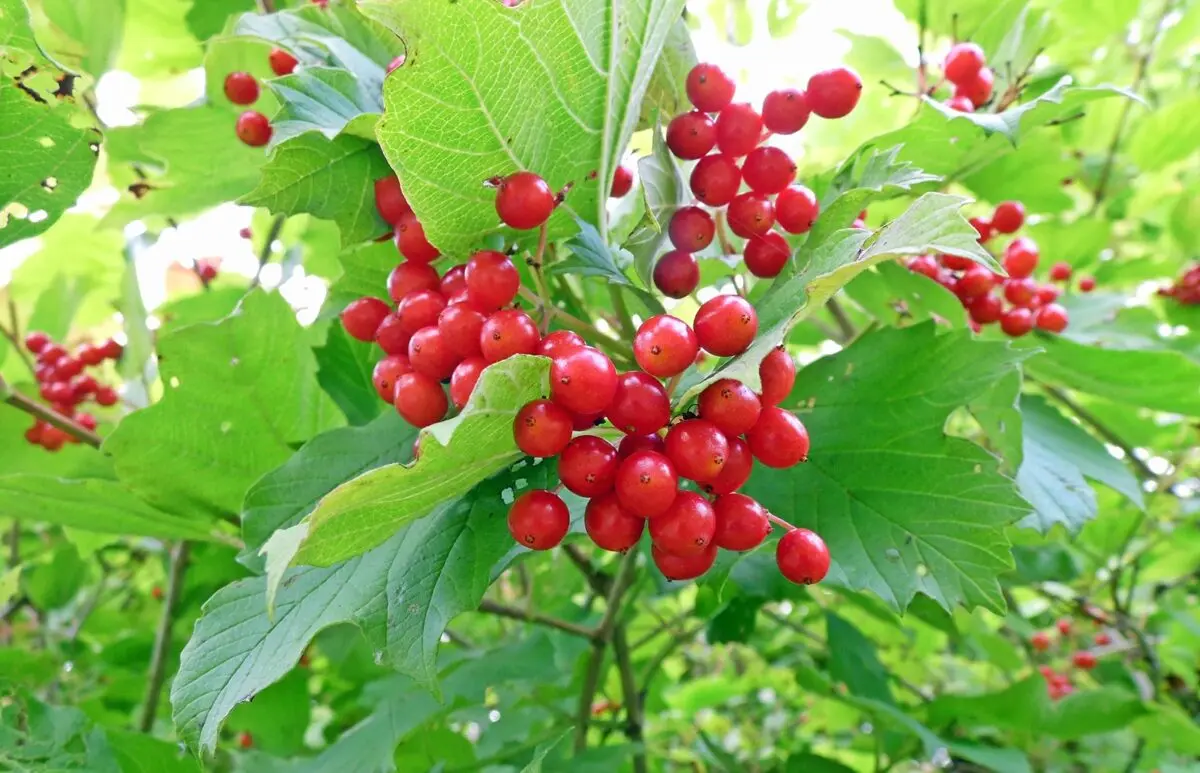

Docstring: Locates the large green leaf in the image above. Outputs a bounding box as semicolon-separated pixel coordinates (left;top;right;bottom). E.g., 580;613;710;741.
825;612;893;704
325;239;397;316
40;0;126;77
314;322;386;427
105;292;343;520
637;18;695;130
265;67;382;145
1126;95;1200;172
744;325;1031;613
366;0;689;254
622;118;686;287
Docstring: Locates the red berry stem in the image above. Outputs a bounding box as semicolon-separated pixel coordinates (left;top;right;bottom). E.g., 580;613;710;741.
0;374;103;448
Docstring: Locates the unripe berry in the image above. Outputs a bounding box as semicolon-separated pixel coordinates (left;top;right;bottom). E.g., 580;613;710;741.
726;192;776;238
606;371;670;436
268;47;298;76
713;493;771;551
762;88;810;134
991;200;1026;233
741;146;796;194
690;154;742;206
715;103;764;157
374;175;412;226
633;315;698;378
465;250;519;311
943;42;986;85
668;206;714;252
550;346;618;415
395;213;440;263
746;407;809;467
560;435;619;497
513;399;573;458
649;491;716;556
776;528;830;584
507;490;570;550
686;63;736;112
665;419;729;483
235;111;272;147
774;184;819;234
652;544;717;581
699;378;762;436
806;67;862;119
653;250;700;299
666;111;717;160
615;450;678;517
744;232;790;278
495;171;555;230
585;492;645;552
758;347;795;406
393;372;447;427
341;297;390;342
223;72;259;105
694;295;758;356
611;164;633;198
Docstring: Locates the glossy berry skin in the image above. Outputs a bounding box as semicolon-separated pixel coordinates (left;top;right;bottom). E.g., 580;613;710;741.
668;206;715;252
538;330;585;358
495;171;555;230
726;193;776;239
653;250;700;299
393;372;448;427
1035;303;1069;333
713;493;771;551
666;111;717;160
690;154;742;206
507;490;570;550
39;343;67;364
694;295;758;357
341;297;390;342
759;348;795;406
1036;285;1061;305
999;306;1034;337
942;253;975;271
777;528;830;584
235;111;272;147
967;294;1003;325
1031;631;1052;651
450;357;486;409
715;103;764;157
699;378;762;436
223;71;259;105
100;338;123;360
747;407;809;468
372;355;412;402
774;184;819;234
387;261;439;302
407;326;459;381
268;47;298;75
440;264;467;298
374;175;412;226
957;264;996;298
395;213;440;263
585;493;645;552
95;387;119;407
611;164;633;198
742;146;796;194
686;63;736;112
24;331;50;354
1057;618;1073;636
1078;276;1096;292
438;303;486;358
762;88;810;134
480;310;540;363
606;371;670;436
970;217;994;242
943;42;986;85
653;543;717;581
1049;261;1072;282
665;419;729;483
991;200;1026;233
1072;651;1097;670
633;315;699;378
396;289;447;337
618;433;666;459
550;346;618;415
744;233;790;278
560;435;619;497
1003;237;1040;278
514;399;573;458
704;437;753;495
374;313;411;356
1004;277;1038;307
649;492;716;556
806;67;862;119
954;67;994;108
465;250;520;311
946;95;975;112
615;450;679;518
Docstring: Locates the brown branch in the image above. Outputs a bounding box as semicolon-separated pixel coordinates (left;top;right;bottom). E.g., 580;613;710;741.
1035;380;1156;481
1;376;103;447
477;598;595;639
612;627;647;773
138;541;190;732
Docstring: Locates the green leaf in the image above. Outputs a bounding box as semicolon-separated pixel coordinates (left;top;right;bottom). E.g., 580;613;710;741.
638;19;696;131
0;0;47;57
1042;686;1150;740
971;0;1051;101
825;612;893;704
624;117;687;287
185;0;255;41
325;239;396;314
104;292;343;519
40;0;126;77
119;234;155;383
265;67;382;145
367;0;689;255
241;133;392;248
843;260;968;328
554;219;664;314
784;753;857;773
744;325;1031;613
969;369;1024;470
0;566;20;610
314;322;386;426
103;728;203;773
520;730;571;772
1127;95;1200;172
116;0;203;77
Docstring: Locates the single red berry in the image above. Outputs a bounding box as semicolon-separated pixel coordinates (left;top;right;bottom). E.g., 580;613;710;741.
551;346;618;415
1049;261;1072;282
44;382;74;404
762;88;810;134
699;378;762;436
713;493;771;551
666;111;717;160
374;175;412;226
775;184;819;234
235;111;272;147
633;315;699;378
387;55;405;73
1094;632;1112;646
585;492;645;552
269;47;298;76
946;95;976;112
372;355;412;402
395;212;440;263
1078;276;1096;292
969;217;994;242
1031;631;1052;651
374;313;412;356
40;425;68;451
715;103;764;157
24;422;44;445
513;399;573;458
942;253;975;272
991;201;1026;233
1004;277;1038;307
704;437;753;495
649;492;716;556
668;206;715;252
1036;284;1061;304
653;249;700;299
393;372;447;427
38;343;67;364
967;293;1003;324
480;309;540;363
726;192;776;239
694;295;758;357
537;330;585;358
747;407;809;468
618;433;665;458
438;303;486;358
439;264;467;298
806;67;862;119
559;435;620;497
1072;651;1097;670
758;348;795;406
495;171;556;230
396;289;447;337
690;153;742;206
450;356;487;409
76;342;103;366
615;450;678;517
99;338;123;360
1035;303;1069;333
239;226;252;239
507;490;570;550
341;297;390;342
606;371;670;436
54;356;83;380
744;232;790;278
24;331;50;354
999;307;1033;337
95;386;119;407
777;528;830;584
907;255;941;279
407;326;460;381
741;146;796;194
686;63;736;112
1003;237;1040;278
465;250;519;311
653;543;717;581
223;71;259;105
954;67;994;108
611;164;633;198
196;259;218;282
943;42;986;85
665;419;729;483
957;264;996;298
1056;618;1073;636
237;731;253;749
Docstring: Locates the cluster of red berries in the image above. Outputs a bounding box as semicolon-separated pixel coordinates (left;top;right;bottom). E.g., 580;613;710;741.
1031;617;1112;700
939;41;995;113
1159;263;1200;305
20;331;122;451
194;258;219;284
906;199;1093;336
655;62;862;293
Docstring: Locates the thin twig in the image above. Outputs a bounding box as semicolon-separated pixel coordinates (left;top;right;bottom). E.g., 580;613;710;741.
1;299;35;377
528;223;554;333
247;214;286;292
562;544;611;595
575;550;638;753
1;376;103;447
826;297;857;342
477;598;595;639
713;211;735;256
1035;380;1156;481
7;521;18;568
612;627;647;773
138;541;190;732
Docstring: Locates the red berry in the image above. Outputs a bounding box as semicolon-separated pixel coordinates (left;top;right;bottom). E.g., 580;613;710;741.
758;348;795;406
946;95;976;112
44;381;73;404
513;399;573;458
41;425;68;451
1094;632;1112;646
806;67;862;119
1049;261;1072;282
744;233;790;278
269;47;298;76
653;250;699;299
1035;303;1068;333
618;433;666;458
776;528;830;584
1036;284;1061;305
439;264;466;298
223;71;259;105
393;372;447;427
907;255;941;279
967;293;1003;324
1003;237;1040;278
775;184;819;234
396;289;447;337
407;326;460;381
704;436;753;495
726;192;776;238
1079;276;1096;292
24;422;43;445
449;357;487;409
606;371;670;436
957;264;996;298
235;111;272;147
611;164;633;198
1004;277;1038;307
690;154;742;206
495;171;555;230
649;491;716;556
666;111;717;160
465;250;519;311
1031;631;1052;651
762;88;810;134
99;338;123;361
713;493;770;551
54;356;83;380
374;313;412;356
653;543;717;581
943;42;986;85
665;419;729;483
374;175;412;226
694;295;758;357
615;450;678;518
537;330;585;358
999;307;1033;337
633;315;698;378
954;67;994;108
372;355;412;402
699;378;762;436
550;346;618;415
969;217;994;242
747;407;809;468
991;201;1026;234
686;63;736;112
238;731;254;749
1072;651;1097;670
24;331;50;354
479;309;540;363
741;146;796;194
95;387;118;407
438;303;486;358
395;213;440;263
341;297;390;342
507;490;570;550
668;206;714;252
1057;618;1073;635
715;103;764;157
387;55;404;73
239;226;252;239
585;492;645;552
39;343;67;364
560;436;620;497
72;375;98;400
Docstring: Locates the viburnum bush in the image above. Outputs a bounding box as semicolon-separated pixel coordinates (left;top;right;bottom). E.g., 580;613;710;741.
2;0;1199;771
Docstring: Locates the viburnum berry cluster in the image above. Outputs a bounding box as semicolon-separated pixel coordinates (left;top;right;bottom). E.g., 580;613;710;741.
656;62;862;291
20;331;121;451
938;41;995;113
906;199;1094;337
1158;263;1200;305
1030;614;1114;700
